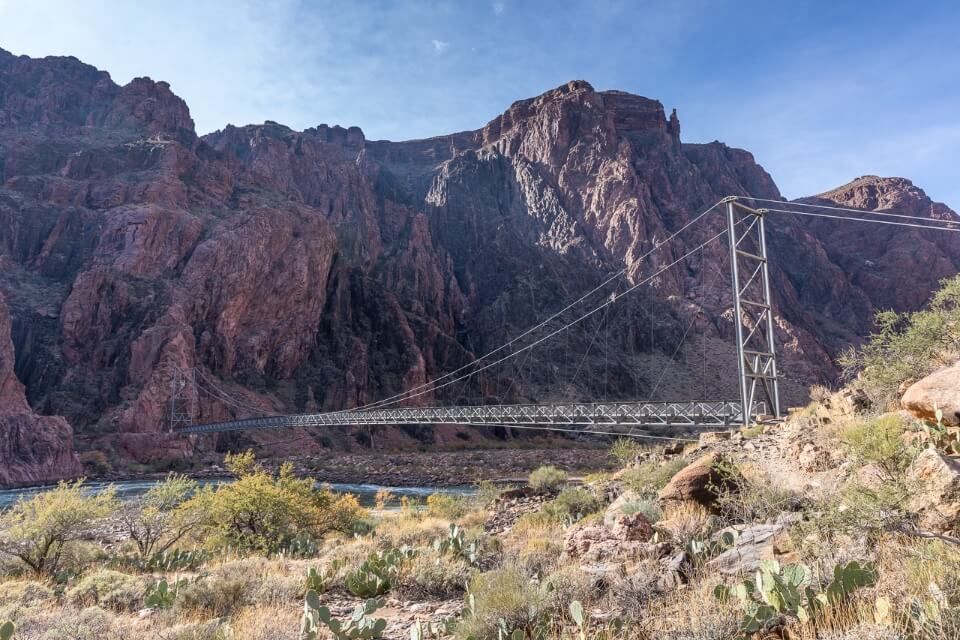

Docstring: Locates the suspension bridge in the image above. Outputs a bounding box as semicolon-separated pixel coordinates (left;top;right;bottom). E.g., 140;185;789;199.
170;196;959;440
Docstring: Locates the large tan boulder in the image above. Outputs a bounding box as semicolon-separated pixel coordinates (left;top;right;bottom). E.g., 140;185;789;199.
658;453;737;509
902;361;960;426
907;447;960;533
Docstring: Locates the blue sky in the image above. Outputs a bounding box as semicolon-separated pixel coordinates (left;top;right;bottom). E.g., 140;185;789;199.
1;0;958;208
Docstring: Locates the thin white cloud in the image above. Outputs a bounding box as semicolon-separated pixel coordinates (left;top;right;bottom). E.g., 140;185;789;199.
431;39;449;54
493;2;505;16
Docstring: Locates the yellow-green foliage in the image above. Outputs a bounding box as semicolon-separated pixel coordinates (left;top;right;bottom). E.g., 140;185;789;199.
67;569;150;612
840;414;916;480
425;493;470;520
841;274;960;406
182;452;366;553
456;568;547;640
621;456;687;495
0;480;116;576
527;465;568;493
609;438;644;467
542;487;601;523
117;473;202;560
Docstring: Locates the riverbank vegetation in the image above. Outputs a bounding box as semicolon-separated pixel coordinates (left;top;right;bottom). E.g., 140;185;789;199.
0;278;958;639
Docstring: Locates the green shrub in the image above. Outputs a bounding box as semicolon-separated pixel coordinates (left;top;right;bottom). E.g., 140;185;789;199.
181;452;366;554
398;548;472;599
66;569;150;612
172;558;270;617
426;493;470;520
528;465;568;493
117;473;202;562
618;498;662;523
840;274;960;406
621;457;687;495
542;566;599;617
456;568;548;640
0;480;117;577
840;414;917;481
543;488;601;523
609;438;644;467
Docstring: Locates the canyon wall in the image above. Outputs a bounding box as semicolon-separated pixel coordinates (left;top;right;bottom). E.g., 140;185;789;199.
1;51;958;483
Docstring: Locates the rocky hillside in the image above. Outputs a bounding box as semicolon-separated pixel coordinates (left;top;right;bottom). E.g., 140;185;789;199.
1;48;958;482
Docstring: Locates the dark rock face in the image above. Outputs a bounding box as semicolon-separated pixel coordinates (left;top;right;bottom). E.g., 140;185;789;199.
0;292;81;485
0;50;958;484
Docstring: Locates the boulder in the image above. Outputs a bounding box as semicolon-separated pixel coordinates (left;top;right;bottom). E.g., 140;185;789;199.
658;453;737;509
603;489;643;528
706;523;794;575
562;513;655;562
610;512;655;543
907;447;960;533
902;361;960;426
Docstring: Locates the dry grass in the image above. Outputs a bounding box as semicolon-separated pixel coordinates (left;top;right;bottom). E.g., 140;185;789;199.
227;604;300;640
655;502;715;547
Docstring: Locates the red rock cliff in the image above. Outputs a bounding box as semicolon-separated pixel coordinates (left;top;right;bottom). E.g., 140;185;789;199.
1;50;958;483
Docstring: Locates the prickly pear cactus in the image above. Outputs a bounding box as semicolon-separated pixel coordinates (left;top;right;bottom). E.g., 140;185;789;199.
715;559;877;637
302;590;387;640
0;621;14;640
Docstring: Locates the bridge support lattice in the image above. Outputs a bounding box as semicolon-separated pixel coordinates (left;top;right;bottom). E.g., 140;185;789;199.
725;198;781;425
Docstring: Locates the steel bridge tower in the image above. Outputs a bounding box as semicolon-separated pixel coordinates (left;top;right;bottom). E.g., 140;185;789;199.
169;366;197;430
724;197;781;425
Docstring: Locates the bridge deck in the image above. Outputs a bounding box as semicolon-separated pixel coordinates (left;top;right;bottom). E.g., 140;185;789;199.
177;400;759;434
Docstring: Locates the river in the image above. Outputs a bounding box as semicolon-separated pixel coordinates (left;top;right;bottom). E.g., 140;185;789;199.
0;478;476;509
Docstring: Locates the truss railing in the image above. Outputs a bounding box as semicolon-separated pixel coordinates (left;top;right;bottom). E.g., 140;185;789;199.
176;400;766;435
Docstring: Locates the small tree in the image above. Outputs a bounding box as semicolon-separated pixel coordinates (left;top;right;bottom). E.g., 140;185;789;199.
184;451;365;553
0;480;116;576
118;473;203;560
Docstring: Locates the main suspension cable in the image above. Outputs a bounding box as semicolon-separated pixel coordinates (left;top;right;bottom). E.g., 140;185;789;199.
350;198;730;412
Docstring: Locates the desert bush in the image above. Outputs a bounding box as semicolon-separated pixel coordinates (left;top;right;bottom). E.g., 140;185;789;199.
474;480;504;507
0;480;116;577
656;502;714;546
715;463;801;526
610;438;644;467
172;557;282;617
425;493;470;520
543;566;600;616
542;487;601;523
456;567;548;640
621;456;687;496
528;465;568;493
377;514;449;548
617;497;663;523
839;274;960;407
182;452;366;553
398;547;472;599
0;581;55;607
66;569;150;612
839;414;917;482
79;451;112;476
609;559;664;617
515;536;564;578
19;606;121;640
117;473;203;561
